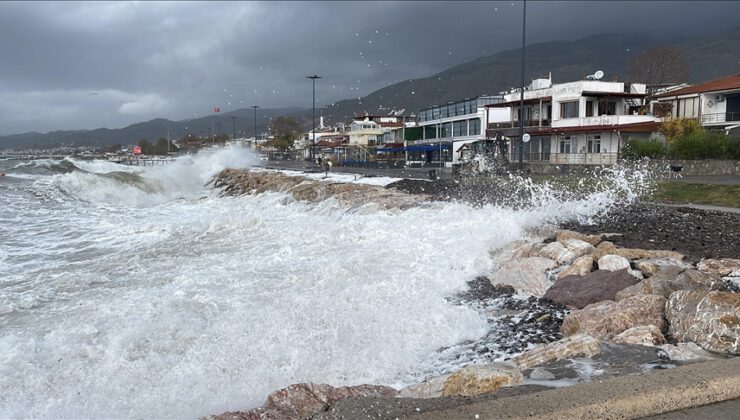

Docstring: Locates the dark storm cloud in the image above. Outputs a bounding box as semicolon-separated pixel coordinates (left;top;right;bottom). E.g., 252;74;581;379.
1;1;739;135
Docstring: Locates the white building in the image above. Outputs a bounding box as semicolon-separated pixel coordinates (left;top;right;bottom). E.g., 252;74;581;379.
409;95;507;167
486;73;662;165
653;73;740;135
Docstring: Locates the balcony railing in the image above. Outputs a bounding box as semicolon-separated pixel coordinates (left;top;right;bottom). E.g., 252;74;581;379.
701;112;740;124
506;151;620;165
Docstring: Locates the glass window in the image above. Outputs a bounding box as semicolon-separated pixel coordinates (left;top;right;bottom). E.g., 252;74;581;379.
587;135;601;153
560;101;579;119
456;102;465;116
598;101;617;115
586;100;594;117
424;126;437;139
432;108;440;120
453;121;466;136
468;118;481;135
440;122;452;138
559;135;575;153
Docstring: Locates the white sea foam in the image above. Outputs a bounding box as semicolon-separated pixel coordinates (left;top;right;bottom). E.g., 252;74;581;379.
0;149;652;419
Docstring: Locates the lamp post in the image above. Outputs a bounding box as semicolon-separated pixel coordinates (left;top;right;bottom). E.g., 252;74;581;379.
306;75;322;162
518;0;527;173
252;105;260;143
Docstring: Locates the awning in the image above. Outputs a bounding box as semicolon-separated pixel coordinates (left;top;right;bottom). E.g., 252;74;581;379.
406;143;451;152
376;147;405;153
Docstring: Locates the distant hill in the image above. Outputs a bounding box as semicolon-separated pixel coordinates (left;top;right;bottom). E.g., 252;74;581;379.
323;27;740;122
3;27;740;150
0;107;308;149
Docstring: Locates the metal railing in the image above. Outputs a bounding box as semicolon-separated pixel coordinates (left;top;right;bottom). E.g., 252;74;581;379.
701;112;740;124
508;152;620;165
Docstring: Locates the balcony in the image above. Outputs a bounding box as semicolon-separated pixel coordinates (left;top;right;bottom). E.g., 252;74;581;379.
552;114;656;128
701;112;740;125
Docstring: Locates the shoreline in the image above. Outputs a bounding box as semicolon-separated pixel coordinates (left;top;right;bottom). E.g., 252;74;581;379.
208;167;739;420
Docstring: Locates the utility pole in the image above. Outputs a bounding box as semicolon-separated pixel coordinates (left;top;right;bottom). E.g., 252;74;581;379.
252;105;260;144
518;0;527;173
306;75;322;162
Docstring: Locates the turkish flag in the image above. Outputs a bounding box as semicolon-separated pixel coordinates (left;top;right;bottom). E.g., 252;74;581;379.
213;107;221;113
132;146;142;155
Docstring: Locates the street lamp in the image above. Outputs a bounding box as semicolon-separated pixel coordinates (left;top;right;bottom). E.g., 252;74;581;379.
306;74;322;162
252;105;260;143
518;0;527;173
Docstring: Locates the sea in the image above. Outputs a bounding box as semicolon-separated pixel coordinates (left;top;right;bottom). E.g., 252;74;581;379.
0;147;652;418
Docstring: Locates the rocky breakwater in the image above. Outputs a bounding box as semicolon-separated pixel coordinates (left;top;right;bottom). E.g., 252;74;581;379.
205;225;739;419
211;168;429;210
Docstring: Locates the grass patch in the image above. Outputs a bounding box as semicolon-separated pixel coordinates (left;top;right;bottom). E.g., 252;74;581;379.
649;181;740;208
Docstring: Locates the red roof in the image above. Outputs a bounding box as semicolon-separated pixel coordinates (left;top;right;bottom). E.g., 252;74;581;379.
527;121;661;136
377;122;403;128
656;74;740;98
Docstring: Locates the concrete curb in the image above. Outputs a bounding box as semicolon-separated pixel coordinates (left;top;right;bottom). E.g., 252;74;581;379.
407;357;740;419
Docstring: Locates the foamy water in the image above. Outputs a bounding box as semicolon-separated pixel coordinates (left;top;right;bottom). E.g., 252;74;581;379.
0;148;647;418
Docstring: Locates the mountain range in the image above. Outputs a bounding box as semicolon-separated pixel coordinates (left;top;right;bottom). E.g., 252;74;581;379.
3;27;740;150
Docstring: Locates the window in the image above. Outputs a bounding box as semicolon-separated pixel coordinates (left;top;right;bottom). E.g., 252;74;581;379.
440;122;452;138
559;135;575;153
560;101;579;118
598;100;616;115
424;126;437;139
453;120;466;136
432;108;440;120
586;100;594;117
468;118;481;135
587;135;601;153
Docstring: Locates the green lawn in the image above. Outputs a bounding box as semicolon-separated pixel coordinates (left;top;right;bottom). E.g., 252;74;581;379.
648;181;740;208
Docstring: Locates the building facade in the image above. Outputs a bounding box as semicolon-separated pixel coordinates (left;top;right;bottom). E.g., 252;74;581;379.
486;74;661;165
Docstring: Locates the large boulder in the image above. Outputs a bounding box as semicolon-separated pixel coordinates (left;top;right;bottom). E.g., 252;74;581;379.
597;254;631;271
537;241;578;264
561;294;667;340
634;258;693;277
612;325;666;346
543;269;640;309
616;267;722;301
666;290;740;355
212;383;397;420
557;255;595;279
593;241;684;261
509;334;600;370
489;257;558;297
697;258;740;277
441;362;523;397
658;342;728;362
398;374;451;399
554;230;602;246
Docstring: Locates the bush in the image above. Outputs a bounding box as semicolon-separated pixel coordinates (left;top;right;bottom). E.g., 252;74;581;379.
669;131;731;159
622;138;666;160
729;139;740;159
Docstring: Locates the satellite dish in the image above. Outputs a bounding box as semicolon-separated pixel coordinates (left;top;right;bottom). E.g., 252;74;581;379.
594;70;604;80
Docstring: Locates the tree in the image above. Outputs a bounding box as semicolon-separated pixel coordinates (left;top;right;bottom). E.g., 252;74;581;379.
265;116;302;150
137;139;153;155
628;46;689;104
660;118;703;145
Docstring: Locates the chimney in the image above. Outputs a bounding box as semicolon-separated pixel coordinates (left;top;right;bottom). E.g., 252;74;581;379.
319;116;324;129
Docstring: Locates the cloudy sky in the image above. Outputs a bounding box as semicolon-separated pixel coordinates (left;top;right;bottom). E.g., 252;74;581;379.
1;1;739;135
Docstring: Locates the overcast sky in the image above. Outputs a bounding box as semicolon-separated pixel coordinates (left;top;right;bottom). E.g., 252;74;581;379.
1;1;739;135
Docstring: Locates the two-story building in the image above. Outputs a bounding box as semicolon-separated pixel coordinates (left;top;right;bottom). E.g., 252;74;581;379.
486;73;662;165
408;95;506;167
653;73;740;136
